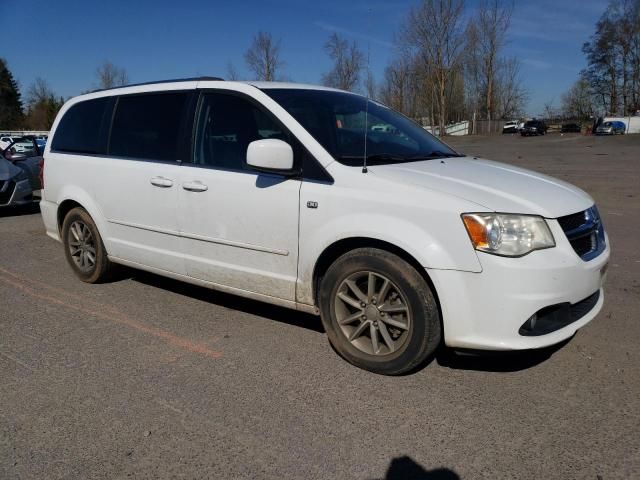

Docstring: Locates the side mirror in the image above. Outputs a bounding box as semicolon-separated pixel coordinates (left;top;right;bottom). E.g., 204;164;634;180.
11;153;27;161
3;150;25;161
246;139;297;175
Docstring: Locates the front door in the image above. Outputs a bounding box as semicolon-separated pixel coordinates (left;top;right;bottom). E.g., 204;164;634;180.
178;91;301;301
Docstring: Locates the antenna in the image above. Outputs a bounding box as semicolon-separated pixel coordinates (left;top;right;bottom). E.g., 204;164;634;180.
362;7;372;174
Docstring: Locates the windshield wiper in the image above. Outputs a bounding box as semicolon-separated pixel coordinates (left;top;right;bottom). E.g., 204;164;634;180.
407;151;464;160
338;153;406;162
337;151;463;166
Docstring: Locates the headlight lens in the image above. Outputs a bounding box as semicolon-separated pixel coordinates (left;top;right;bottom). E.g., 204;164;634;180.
462;213;555;257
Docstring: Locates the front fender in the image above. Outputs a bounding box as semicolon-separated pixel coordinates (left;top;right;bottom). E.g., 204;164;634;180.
297;175;484;305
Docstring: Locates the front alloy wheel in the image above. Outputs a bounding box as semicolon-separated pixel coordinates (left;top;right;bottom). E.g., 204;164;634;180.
319;248;441;375
335;271;411;356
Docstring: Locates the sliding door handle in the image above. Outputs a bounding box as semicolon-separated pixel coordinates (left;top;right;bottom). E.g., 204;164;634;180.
150;176;173;188
182;181;208;192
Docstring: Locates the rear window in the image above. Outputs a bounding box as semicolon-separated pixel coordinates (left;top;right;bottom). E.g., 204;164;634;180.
51;98;112;154
109;92;189;161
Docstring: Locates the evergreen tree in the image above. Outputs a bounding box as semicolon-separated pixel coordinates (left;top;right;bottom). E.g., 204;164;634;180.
0;58;24;129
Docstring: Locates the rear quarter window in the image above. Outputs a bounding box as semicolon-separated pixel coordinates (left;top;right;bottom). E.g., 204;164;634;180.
51;98;112;154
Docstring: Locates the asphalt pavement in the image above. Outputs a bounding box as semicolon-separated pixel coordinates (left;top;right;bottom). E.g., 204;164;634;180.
1;133;639;479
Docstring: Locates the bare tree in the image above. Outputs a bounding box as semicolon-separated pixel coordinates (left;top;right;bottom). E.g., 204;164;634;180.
473;0;513;120
561;77;594;119
495;57;528;119
26;77;55;108
379;53;420;117
401;0;466;136
446;65;467;123
543;99;558;122
244;32;284;81
24;77;63;130
321;33;365;91
582;0;640;115
365;70;377;99
226;61;240;80
95;61;129;89
582;13;619;114
463;20;483;121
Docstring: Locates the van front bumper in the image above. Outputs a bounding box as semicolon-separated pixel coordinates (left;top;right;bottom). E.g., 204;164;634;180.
429;231;610;351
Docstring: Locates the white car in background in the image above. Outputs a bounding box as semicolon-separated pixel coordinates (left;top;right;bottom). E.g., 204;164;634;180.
40;78;609;374
502;120;519;134
0;136;19;150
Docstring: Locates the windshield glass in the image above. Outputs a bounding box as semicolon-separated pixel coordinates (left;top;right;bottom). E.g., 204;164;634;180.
263;88;460;166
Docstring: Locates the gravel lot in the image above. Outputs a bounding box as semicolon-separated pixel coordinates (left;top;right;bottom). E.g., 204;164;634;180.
1;133;639;479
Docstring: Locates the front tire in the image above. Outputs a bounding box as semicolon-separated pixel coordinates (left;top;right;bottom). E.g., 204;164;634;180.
61;207;113;283
319;248;441;375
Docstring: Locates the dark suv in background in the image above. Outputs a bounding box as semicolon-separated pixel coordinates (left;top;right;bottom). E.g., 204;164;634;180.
521;120;548;136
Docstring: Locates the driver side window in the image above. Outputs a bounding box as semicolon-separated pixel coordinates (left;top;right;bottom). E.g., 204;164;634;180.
194;92;288;171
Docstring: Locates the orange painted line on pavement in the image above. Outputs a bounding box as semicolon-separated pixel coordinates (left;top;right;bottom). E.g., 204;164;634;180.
0;271;222;359
0;266;123;316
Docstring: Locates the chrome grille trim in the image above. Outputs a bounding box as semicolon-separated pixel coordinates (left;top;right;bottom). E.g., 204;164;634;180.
557;206;606;261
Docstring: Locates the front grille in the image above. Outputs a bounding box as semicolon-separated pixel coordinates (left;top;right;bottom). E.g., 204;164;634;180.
558;211;588;232
557;206;605;261
0;180;16;205
571;234;596;257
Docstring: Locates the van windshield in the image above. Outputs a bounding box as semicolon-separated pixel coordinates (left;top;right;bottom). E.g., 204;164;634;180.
263;88;461;166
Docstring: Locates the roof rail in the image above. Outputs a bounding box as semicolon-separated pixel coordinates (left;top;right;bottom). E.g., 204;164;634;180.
90;76;224;93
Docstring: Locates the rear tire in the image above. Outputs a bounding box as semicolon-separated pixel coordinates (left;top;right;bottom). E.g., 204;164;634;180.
319;248;441;375
61;207;113;283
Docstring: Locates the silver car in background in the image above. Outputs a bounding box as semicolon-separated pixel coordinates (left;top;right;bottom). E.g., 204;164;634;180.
0;137;43;207
596;121;626;135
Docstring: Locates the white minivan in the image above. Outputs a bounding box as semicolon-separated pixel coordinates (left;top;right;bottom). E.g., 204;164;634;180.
40;77;609;374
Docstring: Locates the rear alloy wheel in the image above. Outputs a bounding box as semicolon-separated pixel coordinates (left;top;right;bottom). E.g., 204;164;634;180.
62;207;113;283
68;220;97;273
319;248;441;375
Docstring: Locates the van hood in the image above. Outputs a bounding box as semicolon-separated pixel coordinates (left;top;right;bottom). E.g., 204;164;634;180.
0;157;21;181
369;157;593;218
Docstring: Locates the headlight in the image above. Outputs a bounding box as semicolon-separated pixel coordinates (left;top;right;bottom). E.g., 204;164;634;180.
462;213;555;257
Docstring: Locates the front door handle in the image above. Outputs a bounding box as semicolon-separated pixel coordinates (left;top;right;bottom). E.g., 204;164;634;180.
150;176;173;188
182;181;208;192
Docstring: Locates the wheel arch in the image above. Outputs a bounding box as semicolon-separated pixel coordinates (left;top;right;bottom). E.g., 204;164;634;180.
54;188;110;254
57;199;84;234
311;237;442;317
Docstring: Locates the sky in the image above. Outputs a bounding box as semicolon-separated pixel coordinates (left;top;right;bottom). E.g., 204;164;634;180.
2;0;608;116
